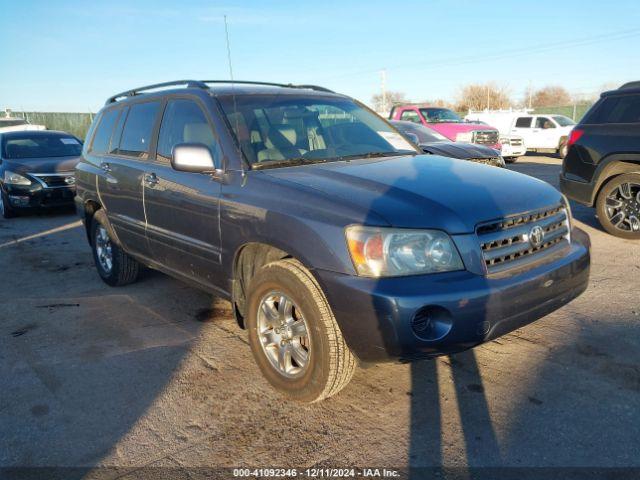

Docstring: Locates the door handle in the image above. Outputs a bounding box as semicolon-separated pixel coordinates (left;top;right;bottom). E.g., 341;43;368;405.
143;172;158;187
100;162;111;172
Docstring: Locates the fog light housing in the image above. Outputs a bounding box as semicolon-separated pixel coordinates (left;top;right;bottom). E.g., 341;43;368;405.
411;305;453;341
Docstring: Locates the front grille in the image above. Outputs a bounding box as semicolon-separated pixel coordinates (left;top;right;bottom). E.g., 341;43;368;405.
31;172;75;188
473;130;499;145
510;138;523;146
469;157;502;167
477;205;570;274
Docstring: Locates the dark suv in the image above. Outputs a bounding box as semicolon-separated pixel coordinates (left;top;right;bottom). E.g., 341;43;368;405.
561;81;640;238
75;80;590;402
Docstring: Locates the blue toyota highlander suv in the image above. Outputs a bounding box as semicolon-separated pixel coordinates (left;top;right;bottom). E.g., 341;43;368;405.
75;80;590;402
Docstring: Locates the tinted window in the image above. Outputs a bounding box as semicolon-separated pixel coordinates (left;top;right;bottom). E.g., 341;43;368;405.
588;94;640;124
157;99;217;163
118;101;161;158
3;133;82;159
515;117;532;128
400;110;421;123
536;117;555;129
91;108;119;154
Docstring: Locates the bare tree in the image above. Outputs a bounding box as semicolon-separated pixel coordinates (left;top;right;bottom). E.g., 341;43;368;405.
371;90;407;113
455;83;511;111
531;86;571;107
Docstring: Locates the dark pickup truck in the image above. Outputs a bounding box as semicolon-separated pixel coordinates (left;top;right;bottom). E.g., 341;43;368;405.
75;80;590;402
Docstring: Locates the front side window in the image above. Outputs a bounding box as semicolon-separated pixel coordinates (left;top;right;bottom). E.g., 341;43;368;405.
3;133;82;159
419;108;462;123
218;95;418;167
117;101;161;158
515;117;532;128
400;110;421;123
157;99;218;164
91;108;120;154
536;117;555;129
587;94;640;124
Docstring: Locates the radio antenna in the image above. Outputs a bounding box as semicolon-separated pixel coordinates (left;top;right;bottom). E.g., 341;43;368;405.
223;15;245;175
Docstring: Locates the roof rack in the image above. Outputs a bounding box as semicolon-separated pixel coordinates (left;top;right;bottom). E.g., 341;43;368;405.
106;80;208;104
105;80;335;104
619;81;640;90
201;80;334;93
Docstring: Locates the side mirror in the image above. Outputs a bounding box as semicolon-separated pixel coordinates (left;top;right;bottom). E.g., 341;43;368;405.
404;133;420;145
171;143;217;173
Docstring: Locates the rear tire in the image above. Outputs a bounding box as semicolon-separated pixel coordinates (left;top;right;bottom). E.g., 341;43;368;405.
246;259;356;402
0;190;16;219
91;212;140;286
596;173;640;239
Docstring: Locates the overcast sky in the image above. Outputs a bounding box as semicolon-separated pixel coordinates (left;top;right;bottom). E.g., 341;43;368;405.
1;0;639;112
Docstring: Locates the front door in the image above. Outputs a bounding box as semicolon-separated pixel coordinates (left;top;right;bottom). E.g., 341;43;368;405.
534;116;559;149
143;97;223;290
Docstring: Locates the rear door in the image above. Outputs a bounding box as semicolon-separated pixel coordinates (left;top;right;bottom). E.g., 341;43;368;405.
97;100;162;259
511;116;534;148
143;96;223;289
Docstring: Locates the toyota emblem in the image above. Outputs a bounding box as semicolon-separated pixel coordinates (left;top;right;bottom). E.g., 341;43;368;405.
529;225;545;248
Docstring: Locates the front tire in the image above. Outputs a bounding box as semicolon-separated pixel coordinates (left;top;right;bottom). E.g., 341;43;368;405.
0;190;16;219
246;259;356;402
504;157;518;164
596;173;640;239
91;212;140;285
558;141;568;159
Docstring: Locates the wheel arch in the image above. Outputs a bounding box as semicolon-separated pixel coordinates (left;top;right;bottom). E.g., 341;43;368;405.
592;155;640;206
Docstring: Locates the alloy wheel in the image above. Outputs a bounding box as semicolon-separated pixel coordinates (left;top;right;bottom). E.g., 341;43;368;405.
604;182;640;232
257;291;310;378
95;225;114;273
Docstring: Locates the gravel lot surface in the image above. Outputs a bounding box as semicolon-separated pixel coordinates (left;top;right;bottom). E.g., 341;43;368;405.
1;155;639;477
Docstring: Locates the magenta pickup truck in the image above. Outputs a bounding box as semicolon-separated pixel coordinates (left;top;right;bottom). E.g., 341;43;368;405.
389;105;501;150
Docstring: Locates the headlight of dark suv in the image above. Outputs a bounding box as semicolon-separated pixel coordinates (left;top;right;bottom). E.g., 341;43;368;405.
345;226;464;277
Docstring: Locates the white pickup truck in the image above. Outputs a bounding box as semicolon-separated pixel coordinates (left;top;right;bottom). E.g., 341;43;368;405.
465;110;576;158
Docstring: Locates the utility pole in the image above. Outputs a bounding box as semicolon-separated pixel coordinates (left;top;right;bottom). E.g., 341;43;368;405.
528;80;533;109
380;69;387;114
486;85;490;110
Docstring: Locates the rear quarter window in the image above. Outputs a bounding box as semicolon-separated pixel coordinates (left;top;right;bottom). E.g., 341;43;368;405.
585;94;640;124
90;108;120;154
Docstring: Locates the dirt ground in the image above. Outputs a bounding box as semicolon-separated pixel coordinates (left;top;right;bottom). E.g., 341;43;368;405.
1;155;639;478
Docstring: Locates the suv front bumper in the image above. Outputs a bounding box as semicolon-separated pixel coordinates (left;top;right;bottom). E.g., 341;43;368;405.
315;228;590;362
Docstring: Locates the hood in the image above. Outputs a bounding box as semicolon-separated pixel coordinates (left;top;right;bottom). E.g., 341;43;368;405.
420;141;499;159
2;156;80;175
264;155;561;234
428;122;497;141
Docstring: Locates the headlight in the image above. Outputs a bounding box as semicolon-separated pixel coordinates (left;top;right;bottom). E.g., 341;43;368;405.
3;171;31;185
455;132;473;142
345;226;464;277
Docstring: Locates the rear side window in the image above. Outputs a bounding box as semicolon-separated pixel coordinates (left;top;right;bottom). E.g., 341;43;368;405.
515;117;532;128
90;108;119;154
400;110;421;123
587;94;640;124
117;101;161;158
157;99;218;164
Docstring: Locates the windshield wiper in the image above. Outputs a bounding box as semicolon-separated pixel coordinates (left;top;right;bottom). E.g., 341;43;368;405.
336;151;416;161
251;157;327;170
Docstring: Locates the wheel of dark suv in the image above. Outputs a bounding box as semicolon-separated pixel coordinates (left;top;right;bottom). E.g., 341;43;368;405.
0;190;16;219
246;259;356;402
91;212;140;286
596;173;640;239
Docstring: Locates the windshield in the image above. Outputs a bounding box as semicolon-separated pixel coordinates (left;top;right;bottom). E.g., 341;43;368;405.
552;115;576;127
218;94;418;168
391;121;448;143
2;133;82;159
419;108;463;123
